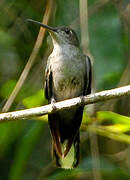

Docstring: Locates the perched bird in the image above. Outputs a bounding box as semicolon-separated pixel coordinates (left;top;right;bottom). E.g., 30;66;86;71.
27;19;92;169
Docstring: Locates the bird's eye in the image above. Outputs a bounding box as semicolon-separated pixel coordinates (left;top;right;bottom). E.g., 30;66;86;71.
65;29;70;34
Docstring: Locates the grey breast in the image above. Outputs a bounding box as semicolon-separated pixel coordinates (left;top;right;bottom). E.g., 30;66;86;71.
49;44;86;101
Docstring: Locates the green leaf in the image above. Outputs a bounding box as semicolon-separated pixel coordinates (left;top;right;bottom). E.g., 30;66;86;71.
22;89;48;108
100;124;130;133
89;125;130;144
97;111;130;124
82;111;91;124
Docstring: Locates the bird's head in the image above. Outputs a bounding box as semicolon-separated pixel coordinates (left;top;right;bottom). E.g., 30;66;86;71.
27;19;79;47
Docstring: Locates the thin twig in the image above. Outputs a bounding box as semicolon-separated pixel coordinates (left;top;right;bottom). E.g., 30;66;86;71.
80;1;101;179
2;0;53;112
89;123;102;180
0;85;130;122
79;0;90;54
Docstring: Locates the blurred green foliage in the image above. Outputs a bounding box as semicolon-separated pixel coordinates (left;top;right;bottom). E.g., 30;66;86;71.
22;90;47;108
0;0;129;180
93;111;130;144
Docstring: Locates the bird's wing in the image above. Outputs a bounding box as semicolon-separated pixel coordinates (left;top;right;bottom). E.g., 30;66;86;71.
44;61;62;157
44;62;53;102
63;56;92;158
84;55;92;95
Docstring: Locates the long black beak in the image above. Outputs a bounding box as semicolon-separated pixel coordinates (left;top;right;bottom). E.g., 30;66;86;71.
26;19;57;32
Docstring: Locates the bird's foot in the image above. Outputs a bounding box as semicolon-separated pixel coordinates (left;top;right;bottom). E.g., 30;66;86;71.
51;98;57;111
80;95;84;105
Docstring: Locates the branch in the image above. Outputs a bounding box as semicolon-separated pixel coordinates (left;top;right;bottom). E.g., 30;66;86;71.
0;85;130;122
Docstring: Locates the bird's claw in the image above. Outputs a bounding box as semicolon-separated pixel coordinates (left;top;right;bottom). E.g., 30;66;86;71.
80;95;84;105
51;98;57;111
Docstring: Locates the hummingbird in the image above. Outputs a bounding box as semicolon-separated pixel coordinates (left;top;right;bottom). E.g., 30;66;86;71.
27;19;92;169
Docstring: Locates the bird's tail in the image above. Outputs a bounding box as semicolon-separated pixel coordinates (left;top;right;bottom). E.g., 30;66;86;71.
53;132;80;169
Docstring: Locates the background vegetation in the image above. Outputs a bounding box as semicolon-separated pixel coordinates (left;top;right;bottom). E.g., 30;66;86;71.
0;0;130;179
